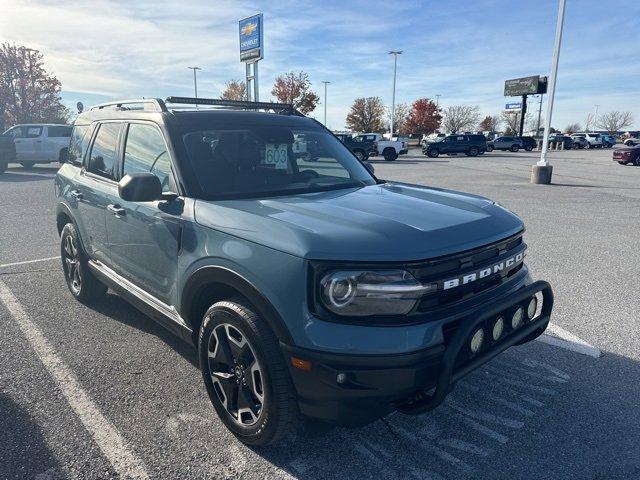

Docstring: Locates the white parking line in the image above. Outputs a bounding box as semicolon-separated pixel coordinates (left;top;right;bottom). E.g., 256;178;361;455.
537;323;602;358
0;256;60;269
0;281;150;479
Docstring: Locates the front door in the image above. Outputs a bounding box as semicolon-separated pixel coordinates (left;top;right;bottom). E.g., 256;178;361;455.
105;122;182;305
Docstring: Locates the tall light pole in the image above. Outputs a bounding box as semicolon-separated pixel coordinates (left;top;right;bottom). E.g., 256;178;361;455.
532;0;566;184
536;94;544;136
435;94;441;109
593;104;600;132
187;66;201;108
388;50;402;138
322;81;330;126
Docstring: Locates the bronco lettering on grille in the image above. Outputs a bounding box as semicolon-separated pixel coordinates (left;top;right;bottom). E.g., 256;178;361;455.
442;252;524;290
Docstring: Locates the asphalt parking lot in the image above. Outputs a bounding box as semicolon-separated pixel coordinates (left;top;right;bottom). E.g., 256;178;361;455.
1;147;639;480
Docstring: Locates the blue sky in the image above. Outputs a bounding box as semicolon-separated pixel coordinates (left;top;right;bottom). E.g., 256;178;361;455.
1;0;639;130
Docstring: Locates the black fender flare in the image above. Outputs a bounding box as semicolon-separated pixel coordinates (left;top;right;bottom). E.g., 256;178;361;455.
180;265;294;345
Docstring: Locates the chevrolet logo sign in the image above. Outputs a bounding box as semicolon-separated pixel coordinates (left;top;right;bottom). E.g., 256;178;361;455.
442;252;524;290
241;22;257;36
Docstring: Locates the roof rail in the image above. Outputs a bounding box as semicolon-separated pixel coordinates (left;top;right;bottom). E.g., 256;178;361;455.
90;98;167;112
164;96;304;116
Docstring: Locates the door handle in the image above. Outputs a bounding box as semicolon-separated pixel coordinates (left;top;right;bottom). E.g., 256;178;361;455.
70;190;83;200
107;204;126;217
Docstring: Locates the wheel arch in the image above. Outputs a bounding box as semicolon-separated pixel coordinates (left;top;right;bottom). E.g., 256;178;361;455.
180;266;294;346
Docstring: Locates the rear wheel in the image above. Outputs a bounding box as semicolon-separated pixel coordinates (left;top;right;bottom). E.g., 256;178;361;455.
383;148;398;161
353;149;365;161
510;144;519;152
60;223;107;303
468;146;479;157
199;300;298;446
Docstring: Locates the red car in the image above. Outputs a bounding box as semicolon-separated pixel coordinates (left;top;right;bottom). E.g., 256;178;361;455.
613;146;640;166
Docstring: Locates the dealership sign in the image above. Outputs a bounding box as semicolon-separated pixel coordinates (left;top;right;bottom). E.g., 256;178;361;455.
504;75;548;96
239;14;263;62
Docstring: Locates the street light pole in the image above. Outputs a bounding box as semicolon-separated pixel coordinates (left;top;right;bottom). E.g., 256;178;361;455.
388;50;402;138
532;0;566;184
322;81;330;126
187;66;201;108
593;104;600;132
435;94;441;109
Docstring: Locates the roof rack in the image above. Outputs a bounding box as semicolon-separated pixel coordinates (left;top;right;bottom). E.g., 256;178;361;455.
90;99;167;112
164;96;304;116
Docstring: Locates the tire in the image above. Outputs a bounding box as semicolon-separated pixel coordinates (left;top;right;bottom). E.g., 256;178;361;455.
635;156;640;167
21;162;36;168
353;149;365;161
625;140;634;147
199;299;298;446
525;145;533;152
468;147;479;157
617;161;628;165
486;144;494;152
510;144;519;152
383;148;398;161
427;148;439;158
59;147;68;163
60;223;107;303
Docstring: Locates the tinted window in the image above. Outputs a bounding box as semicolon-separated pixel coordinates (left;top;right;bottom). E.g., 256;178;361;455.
88;123;121;179
48;126;72;137
67;124;94;166
182;125;375;199
4;126;25;138
123;123;174;192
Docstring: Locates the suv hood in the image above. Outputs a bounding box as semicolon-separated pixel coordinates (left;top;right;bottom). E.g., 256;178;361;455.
194;183;524;261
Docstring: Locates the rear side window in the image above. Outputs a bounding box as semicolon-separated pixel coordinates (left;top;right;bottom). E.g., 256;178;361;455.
67;124;94;166
123;123;174;192
48;126;72;137
88;123;121;179
26;126;42;138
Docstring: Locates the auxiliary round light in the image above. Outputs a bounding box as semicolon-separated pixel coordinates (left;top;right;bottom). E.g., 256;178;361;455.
511;307;524;329
492;317;505;341
469;328;485;354
526;296;538;320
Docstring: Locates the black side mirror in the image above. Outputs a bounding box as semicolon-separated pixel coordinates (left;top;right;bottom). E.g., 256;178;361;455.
119;173;162;202
363;161;375;175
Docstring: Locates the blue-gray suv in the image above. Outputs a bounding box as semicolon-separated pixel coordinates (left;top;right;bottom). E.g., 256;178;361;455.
55;97;554;446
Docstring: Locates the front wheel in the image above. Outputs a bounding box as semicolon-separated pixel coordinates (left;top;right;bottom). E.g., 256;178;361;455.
199;300;298;446
383;148;398;161
468;147;479;157
60;223;107;303
427;148;440;158
510;144;520;152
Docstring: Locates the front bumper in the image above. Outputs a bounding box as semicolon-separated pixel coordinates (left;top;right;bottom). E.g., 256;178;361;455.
282;280;553;425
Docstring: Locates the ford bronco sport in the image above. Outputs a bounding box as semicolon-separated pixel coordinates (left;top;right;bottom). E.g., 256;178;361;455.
55;97;554;446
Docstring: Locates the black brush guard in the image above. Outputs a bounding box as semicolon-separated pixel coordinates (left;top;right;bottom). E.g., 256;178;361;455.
398;280;554;415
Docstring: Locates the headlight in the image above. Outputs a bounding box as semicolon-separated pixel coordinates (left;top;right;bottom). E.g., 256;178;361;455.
319;270;434;316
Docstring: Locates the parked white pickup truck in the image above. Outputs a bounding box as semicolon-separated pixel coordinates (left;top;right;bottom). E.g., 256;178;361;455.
3;124;72;167
358;133;407;161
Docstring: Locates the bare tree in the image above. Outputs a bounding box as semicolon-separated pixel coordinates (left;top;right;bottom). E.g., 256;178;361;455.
385;102;410;135
596;111;634;134
346;97;385;133
564;123;581;134
584;113;595;132
271;71;320;114
441;105;480;133
220;79;246;101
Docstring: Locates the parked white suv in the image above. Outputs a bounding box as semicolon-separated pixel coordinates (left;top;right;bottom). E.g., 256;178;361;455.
572;133;602;149
364;133;406;161
3;124;72;167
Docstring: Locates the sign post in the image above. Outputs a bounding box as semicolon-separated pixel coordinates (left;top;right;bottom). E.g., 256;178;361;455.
239;14;263;101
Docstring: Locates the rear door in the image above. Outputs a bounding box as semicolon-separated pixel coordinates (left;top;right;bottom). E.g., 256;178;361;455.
75;122;123;265
12;125;41;161
105;121;182;305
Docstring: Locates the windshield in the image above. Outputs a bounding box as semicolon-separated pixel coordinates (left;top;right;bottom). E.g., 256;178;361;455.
182;124;376;199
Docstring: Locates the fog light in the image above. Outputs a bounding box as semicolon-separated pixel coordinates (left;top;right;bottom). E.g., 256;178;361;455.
492;317;505;341
470;328;484;354
336;373;348;384
511;307;524;329
527;296;538;319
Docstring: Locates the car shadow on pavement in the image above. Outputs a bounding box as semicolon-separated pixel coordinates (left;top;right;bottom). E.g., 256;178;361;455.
90;292;199;368
1;166;59;183
0;393;63;479
250;344;640;480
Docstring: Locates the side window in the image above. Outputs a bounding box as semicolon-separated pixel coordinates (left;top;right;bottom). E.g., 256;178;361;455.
67;124;94;166
48;126;72;138
26;126;42;138
88;123;121;179
123;123;174;192
5;126;25;138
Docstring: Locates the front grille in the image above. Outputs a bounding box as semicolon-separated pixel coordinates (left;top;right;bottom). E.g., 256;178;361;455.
406;232;526;312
